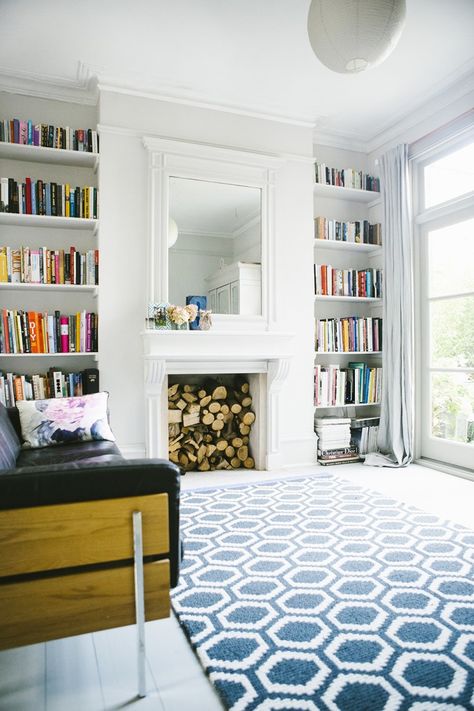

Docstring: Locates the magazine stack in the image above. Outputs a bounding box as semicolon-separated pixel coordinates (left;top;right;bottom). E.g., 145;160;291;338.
315;417;360;465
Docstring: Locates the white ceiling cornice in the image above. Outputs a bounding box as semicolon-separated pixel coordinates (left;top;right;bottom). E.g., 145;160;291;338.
366;59;474;155
97;79;316;129
312;61;474;155
312;130;368;153
0;62;98;105
1;56;472;159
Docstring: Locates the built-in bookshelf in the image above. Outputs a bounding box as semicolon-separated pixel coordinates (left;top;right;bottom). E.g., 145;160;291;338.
0;119;98;154
314;162;380;193
0;108;100;397
0;366;99;406
313;159;383;459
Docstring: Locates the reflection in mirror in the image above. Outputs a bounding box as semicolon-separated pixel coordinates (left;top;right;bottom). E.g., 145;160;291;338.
168;178;261;315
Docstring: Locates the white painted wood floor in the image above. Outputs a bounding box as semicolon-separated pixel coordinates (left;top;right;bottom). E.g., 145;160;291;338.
1;462;472;711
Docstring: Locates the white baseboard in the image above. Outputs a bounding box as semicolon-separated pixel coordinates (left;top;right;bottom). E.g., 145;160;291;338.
416;457;474;483
278;436;318;469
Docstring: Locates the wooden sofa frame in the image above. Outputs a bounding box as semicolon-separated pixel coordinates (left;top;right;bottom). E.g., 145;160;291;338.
0;492;171;697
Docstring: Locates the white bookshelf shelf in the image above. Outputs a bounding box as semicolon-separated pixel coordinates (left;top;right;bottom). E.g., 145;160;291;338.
314;295;381;303
314;239;382;253
314;182;381;204
0;283;98;294
316;351;382;355
315;402;381;410
0;352;98;359
0;142;98;168
0;213;98;231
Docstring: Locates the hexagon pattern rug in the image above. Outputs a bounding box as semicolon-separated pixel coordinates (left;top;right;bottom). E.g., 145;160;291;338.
172;475;474;710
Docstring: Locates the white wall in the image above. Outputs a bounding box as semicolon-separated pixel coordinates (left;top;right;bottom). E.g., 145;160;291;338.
99;89;316;462
233;221;261;263
169;233;232;306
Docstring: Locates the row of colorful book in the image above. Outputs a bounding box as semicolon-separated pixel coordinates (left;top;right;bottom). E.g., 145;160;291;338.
0;246;99;286
0;309;98;354
314;363;382;407
314;265;383;299
314;217;382;245
0;177;98;219
314;163;380;192
0;119;98;153
316;317;382;353
0;367;100;407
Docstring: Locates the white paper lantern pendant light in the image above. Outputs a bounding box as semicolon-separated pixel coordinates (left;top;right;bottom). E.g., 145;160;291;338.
308;0;406;74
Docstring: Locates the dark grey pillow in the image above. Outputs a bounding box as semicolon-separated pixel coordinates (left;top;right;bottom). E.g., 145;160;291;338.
0;403;21;472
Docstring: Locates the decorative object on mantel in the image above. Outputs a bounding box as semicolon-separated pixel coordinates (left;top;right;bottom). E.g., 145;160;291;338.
198;309;212;331
307;0;406;74
147;302;171;330
167;303;198;330
186;295;207;330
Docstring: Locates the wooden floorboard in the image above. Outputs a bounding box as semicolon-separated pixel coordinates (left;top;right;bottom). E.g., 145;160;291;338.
144;616;224;711
45;636;104;711
0;642;46;711
92;626;164;710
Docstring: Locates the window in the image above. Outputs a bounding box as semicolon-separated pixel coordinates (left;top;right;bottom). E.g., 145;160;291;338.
415;134;474;470
424;141;474;208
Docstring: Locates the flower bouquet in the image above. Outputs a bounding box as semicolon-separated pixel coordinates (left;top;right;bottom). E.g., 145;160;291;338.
167;303;198;330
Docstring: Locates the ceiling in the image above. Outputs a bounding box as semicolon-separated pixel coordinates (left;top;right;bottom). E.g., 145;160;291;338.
1;0;473;146
169;177;260;237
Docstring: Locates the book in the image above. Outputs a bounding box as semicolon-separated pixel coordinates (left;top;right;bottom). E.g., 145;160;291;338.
314;417;350;426
0;176;98;219
315;162;380;192
83;368;99;394
319;456;361;466
60;316;69;352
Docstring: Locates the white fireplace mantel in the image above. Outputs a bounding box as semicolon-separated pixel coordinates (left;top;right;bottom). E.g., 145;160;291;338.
142;329;294;470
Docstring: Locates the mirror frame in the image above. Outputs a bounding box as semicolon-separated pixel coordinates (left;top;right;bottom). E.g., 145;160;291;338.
143;136;283;329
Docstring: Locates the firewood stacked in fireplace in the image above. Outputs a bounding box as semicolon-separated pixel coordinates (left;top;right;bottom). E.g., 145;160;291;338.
168;376;255;471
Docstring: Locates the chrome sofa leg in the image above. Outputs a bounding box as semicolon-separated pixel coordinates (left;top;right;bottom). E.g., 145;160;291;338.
133;510;146;698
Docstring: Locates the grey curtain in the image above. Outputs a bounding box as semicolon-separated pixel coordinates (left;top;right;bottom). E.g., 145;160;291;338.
365;144;414;467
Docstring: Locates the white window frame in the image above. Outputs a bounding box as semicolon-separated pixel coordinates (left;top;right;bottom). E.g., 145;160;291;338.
412;123;474;474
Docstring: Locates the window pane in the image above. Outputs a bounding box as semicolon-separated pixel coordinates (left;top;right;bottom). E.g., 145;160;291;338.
431;296;474;368
424;141;474;208
428;218;474;297
431;371;474;444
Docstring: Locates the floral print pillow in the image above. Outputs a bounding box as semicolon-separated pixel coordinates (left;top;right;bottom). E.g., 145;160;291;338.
17;392;115;449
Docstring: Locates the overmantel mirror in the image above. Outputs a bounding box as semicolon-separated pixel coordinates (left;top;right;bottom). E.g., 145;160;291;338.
143;137;283;328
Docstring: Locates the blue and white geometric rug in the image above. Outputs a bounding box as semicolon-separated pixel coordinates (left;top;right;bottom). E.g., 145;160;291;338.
172;474;474;711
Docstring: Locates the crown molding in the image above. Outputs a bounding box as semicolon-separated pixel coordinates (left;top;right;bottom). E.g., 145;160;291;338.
312;60;474;157
366;60;474;155
98;80;316;129
0;62;98;105
178;228;234;240
233;213;261;238
312;130;369;153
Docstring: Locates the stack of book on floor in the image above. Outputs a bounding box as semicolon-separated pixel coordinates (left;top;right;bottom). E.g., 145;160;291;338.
315;417;360;465
351;416;380;456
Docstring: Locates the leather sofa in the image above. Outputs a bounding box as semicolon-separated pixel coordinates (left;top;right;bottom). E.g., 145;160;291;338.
0;402;181;655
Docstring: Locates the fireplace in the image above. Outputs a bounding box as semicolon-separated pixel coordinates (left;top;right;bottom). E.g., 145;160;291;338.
167;374;259;471
142;330;293;470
